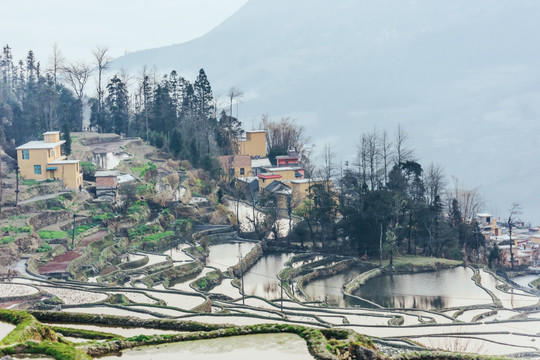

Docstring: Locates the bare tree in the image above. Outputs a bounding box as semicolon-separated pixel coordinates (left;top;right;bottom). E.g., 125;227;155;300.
394;124;413;165
262;116;311;166
319;143;337;190
380;130;393;187
48;43;64;86
227;86;244;118
507;202;521;270
62;61;92;130
93;45;112;111
451;177;481;222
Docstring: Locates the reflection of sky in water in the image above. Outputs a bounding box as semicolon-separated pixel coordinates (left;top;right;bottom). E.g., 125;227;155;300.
354;267;493;309
479;270;539;309
206;242;256;271
242;253;293;299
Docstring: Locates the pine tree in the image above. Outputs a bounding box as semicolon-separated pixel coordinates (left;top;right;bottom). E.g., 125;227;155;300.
105;75;129;135
62;121;71;155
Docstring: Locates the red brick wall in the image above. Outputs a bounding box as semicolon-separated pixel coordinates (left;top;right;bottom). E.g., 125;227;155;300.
96;176;118;187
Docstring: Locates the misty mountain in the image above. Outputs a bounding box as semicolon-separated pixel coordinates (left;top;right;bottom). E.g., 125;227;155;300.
112;0;540;222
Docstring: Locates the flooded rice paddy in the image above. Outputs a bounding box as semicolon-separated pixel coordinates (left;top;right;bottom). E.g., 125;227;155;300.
3;240;540;358
353;267;493;309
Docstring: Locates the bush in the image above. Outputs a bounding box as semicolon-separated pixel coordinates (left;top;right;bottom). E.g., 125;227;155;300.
80;161;95;176
37;242;52;252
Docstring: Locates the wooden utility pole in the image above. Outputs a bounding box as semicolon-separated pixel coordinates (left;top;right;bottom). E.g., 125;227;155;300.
15;166;19;205
238;244;245;305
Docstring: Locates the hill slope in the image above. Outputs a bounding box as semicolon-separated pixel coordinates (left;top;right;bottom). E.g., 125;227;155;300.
112;0;540;221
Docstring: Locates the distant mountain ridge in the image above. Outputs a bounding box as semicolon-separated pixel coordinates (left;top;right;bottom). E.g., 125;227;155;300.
112;0;540;222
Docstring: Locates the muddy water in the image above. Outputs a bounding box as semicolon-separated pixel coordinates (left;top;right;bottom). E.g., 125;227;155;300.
99;333;313;360
353;267;493;309
206;242;256;271
242;253;294;299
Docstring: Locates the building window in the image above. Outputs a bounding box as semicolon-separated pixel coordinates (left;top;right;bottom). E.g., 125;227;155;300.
22;150;29;159
240;167;245;175
34;165;41;175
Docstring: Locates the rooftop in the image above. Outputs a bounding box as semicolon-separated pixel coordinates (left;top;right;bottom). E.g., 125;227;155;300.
251;158;272;168
48;159;79;165
95;171;120;177
43;131;60;135
258;173;282;179
16;140;65;150
476;213;493;218
267;166;303;172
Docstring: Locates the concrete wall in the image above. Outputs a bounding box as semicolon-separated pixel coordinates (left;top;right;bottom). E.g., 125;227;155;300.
238;131;266;158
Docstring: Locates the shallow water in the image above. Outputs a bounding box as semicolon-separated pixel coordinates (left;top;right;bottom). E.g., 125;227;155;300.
479;270;539;309
206;242;256;272
99;333;313;360
353;267;492;309
0;321;15;340
242;253;294;299
302;266;365;307
511;274;540;288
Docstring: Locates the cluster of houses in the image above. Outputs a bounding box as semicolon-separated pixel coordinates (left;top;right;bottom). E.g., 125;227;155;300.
218;130;320;208
476;213;539;269
15;130;319;208
15;131;124;201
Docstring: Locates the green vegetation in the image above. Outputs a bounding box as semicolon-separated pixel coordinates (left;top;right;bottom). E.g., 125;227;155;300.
93;213;113;222
38;230;68;240
192;270;223;291
1;236;15;244
22;179;37;186
1;225;31;233
132;162;157;177
127;200;148;215
37;242;52;252
142;230;175;243
79;161;95;175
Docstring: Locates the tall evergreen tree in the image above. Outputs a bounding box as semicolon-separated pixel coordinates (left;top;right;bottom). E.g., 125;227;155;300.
62;121;71;155
105;75;129;135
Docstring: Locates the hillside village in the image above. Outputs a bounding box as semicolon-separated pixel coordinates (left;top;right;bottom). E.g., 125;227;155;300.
0;129;539;359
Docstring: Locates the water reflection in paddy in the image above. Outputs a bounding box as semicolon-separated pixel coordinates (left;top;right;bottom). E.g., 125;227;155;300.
511;274;540;288
206;242;256;271
242;253;293;299
354;267;492;309
99;333;313;360
302;266;365;307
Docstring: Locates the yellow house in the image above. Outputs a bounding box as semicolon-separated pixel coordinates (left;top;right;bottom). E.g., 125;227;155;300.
16;131;83;189
218;155;252;178
265;167;304;181
238;130;266;158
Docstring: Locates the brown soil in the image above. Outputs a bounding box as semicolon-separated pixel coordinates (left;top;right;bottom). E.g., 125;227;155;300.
79;230;108;246
38;251;82;274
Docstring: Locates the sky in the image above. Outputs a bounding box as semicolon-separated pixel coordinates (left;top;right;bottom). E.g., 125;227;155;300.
1;0;248;63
